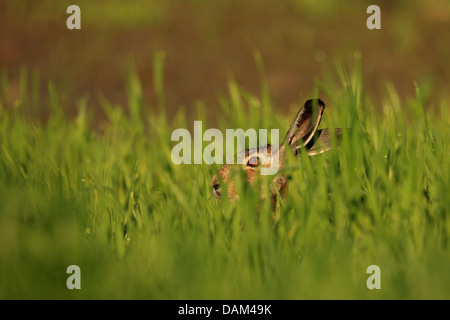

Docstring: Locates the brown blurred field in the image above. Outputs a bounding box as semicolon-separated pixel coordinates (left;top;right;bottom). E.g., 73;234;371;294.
1;0;449;122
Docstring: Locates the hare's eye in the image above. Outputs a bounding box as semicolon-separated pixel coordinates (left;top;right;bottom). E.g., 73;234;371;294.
247;156;261;167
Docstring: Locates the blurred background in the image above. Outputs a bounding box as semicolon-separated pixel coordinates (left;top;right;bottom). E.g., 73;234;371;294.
1;0;449;123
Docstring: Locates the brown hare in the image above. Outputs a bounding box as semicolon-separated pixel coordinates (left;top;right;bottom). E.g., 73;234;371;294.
210;99;343;207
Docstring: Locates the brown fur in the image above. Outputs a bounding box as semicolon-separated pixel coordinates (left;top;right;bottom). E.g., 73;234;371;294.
211;99;344;208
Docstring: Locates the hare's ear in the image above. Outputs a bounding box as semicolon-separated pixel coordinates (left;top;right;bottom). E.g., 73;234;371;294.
282;99;325;152
305;128;344;156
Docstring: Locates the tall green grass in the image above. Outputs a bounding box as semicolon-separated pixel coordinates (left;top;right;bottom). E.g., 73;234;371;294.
0;58;448;299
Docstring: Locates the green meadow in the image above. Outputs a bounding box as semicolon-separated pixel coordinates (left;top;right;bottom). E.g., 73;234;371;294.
0;57;449;299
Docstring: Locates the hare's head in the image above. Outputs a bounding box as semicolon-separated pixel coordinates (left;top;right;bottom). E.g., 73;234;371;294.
211;99;343;203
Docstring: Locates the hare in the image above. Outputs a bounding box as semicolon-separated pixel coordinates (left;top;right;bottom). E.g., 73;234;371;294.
210;99;343;206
